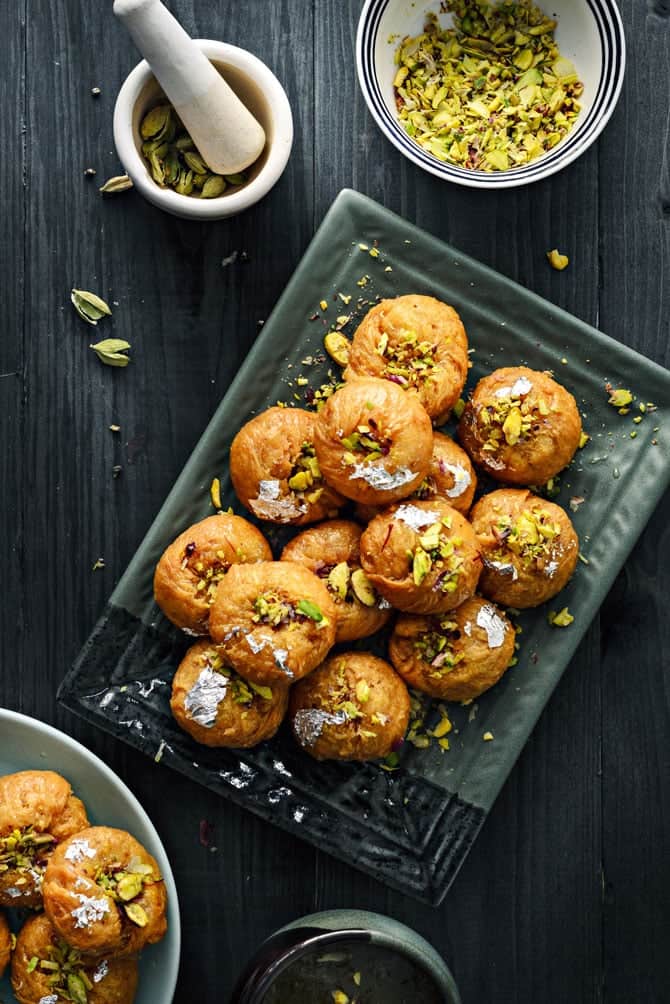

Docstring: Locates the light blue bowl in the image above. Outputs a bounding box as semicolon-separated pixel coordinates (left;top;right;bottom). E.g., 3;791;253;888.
0;709;180;1004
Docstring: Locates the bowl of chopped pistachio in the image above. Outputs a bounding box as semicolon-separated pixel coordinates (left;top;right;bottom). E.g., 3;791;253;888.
113;40;293;219
356;0;625;188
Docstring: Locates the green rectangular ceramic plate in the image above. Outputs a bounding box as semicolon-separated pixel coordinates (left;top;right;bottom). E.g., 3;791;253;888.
59;189;670;904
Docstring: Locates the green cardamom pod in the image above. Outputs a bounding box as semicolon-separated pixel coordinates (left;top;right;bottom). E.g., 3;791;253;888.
200;175;226;198
71;289;112;325
98;174;134;195
174;134;195;151
223;172;247;186
140;104;171;140
148;151;166;186
175;169;194;196
183;150;208;174
163;151;180;186
89;339;131;368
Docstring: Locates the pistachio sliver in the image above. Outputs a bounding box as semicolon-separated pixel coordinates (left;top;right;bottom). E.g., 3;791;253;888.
67;972;89;1004
116;872;144;901
297;599;323;621
324;331;351;367
350;569;377;607
124;902;148;927
328;562;350;600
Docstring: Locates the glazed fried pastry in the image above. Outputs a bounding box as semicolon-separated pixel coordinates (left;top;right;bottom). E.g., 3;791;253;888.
171;640;288;747
209;561;337;685
313;377;433;505
389;597;515;701
344;294;469;421
11;913;139;1004
0;910;10;979
360;500;481;614
290;652;410;761
43;826;167;957
280;520;392;643
458;366;582;484
0;770;89;908
470;488;579;608
356;431;477;522
154;512;272;635
230;406;344;525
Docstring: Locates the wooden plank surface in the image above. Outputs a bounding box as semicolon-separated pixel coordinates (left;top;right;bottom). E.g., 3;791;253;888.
1;0;668;1001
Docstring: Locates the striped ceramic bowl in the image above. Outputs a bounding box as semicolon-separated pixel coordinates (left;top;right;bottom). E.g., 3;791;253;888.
356;0;625;188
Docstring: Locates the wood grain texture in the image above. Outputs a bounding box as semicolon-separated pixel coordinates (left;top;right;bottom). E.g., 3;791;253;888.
1;0;668;1001
598;5;670;1002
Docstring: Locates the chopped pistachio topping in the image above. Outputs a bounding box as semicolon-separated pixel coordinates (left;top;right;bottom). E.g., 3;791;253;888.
547;248;569;270
414;615;465;676
340;418;392;464
350;567;378;606
252;593;328;631
327;561;351;600
477;380;548;452
548;606;574;627
253;592;297;627
375;328;439;388
0;826;55;875
296;599;324;622
206;652;273;705
182;544;229;606
394;1;583;172
94;856;157;916
287;441;324;503
410;518;464;593
30;937;98;1003
491;507;561;568
607;388;633;408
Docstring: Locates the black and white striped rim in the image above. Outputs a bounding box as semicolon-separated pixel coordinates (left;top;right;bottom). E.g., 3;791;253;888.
356;0;626;188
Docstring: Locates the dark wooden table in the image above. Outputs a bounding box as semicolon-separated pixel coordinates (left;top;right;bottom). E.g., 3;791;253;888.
2;1;669;1001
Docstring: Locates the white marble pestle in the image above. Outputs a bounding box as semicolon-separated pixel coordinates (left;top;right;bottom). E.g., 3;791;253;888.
113;0;266;175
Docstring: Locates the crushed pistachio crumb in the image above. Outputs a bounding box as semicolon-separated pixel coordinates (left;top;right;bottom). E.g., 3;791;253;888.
210;477;222;510
548;606;574;627
607;388;633;408
394;3;583;172
547;249;569;270
324;331;351;367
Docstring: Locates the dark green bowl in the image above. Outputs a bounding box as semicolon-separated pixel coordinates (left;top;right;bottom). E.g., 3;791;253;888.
229;909;461;1003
